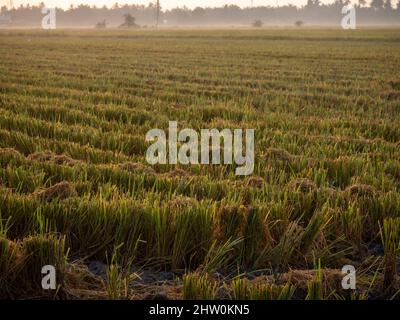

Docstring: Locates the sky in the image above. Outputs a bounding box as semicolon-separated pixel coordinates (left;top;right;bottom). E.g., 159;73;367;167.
7;1;340;10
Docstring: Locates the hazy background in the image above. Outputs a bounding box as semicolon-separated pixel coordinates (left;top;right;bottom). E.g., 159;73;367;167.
8;1;354;9
1;0;399;27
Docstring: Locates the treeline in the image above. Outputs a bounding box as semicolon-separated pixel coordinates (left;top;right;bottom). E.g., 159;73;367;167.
1;1;400;27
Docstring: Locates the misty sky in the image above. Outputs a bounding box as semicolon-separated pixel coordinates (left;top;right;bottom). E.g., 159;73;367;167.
9;1;346;10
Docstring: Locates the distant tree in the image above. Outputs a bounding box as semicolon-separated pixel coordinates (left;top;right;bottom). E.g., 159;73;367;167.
96;20;107;28
383;0;393;9
371;0;385;9
295;20;305;27
252;19;263;27
306;0;321;7
332;0;345;9
120;13;139;28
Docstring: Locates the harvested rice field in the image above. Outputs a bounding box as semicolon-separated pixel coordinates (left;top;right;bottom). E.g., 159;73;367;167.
0;28;400;300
